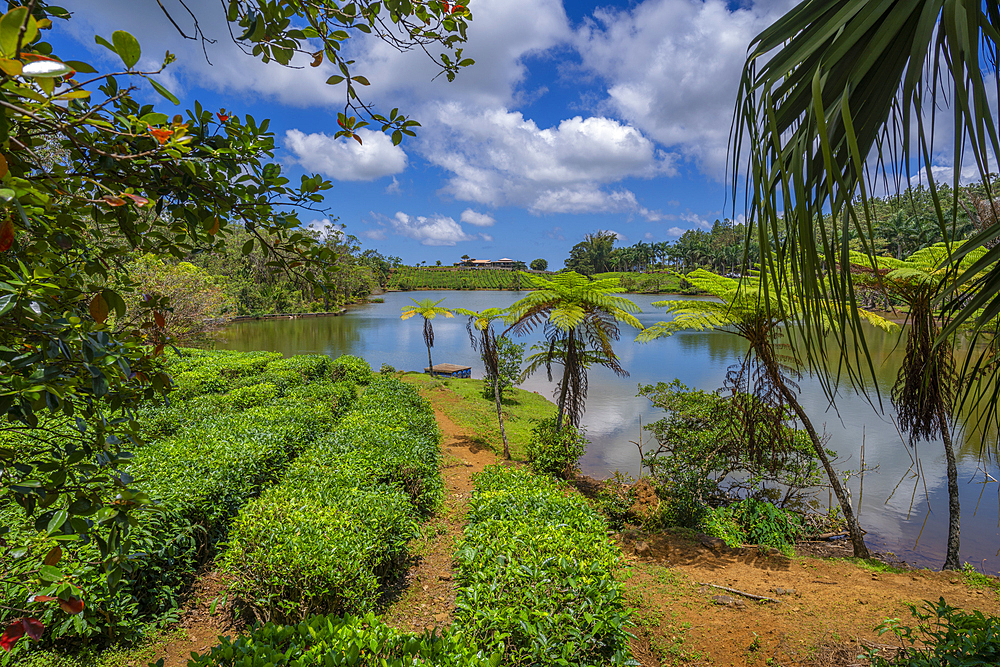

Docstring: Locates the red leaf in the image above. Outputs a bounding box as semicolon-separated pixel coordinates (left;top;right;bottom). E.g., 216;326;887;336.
310;51;323;67
0;621;25;651
352;134;363;146
43;546;62;566
31;595;57;603
89;293;109;324
58;598;84;615
102;195;126;207
216;111;229;123
154;311;166;328
0;217;13;252
122;193;150;207
22;619;43;641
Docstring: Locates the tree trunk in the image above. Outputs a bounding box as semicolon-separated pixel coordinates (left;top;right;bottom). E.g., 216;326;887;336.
779;382;871;559
938;404;961;570
494;377;510;459
424;319;434;375
555;333;575;431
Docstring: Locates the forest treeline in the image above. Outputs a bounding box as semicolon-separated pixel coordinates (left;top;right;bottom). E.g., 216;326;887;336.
563;179;1000;275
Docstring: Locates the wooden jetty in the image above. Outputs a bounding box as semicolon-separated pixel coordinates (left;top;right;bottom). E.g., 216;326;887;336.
425;363;472;378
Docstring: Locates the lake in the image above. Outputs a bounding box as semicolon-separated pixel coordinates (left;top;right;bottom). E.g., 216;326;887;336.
218;289;1000;572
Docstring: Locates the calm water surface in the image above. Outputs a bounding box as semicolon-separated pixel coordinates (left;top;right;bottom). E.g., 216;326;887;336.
218;290;1000;572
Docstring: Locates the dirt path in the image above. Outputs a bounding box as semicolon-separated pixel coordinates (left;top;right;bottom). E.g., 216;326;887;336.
620;531;1000;666
380;385;500;632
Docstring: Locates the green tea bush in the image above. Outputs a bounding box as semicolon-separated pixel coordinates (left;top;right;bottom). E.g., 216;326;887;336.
224;376;441;622
285;380;358;418
2;349;357;646
870;598;1000;666
525;418;588;479
330;354;373;385
186;613;501;667
222;382;280;409
454;466;635;667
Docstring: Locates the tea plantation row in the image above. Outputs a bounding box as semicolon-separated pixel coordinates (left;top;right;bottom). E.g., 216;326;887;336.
4;349;636;666
2;350;372;648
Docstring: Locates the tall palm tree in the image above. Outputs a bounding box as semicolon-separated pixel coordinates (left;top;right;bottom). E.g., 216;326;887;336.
455;307;513;459
401;297;453;374
733;0;999;413
638;268;897;558
507;271;643;430
851;242;988;569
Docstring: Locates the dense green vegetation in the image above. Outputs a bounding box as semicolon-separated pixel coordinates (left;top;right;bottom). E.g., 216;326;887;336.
224;374;442;623
387;267;525;291
454;466;634;666
185;613;500;667
1;350;364;656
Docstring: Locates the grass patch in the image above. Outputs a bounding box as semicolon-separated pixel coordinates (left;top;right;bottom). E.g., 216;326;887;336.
400;373;556;460
962;563;1000;593
834;558;911;575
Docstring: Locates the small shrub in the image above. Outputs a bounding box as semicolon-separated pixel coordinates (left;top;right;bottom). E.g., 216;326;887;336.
596;471;637;530
380;362;397;374
185;613;500;667
870;598;1000;666
525;418;588;479
330;354;373;385
703;498;801;554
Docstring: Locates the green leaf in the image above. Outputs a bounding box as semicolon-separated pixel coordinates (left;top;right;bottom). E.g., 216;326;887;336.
147;77;179;105
46;509;68;535
94;34;116;54
38;564;63;581
0;292;14;316
242;239;254;255
326;75;345;85
0;7;38;58
63;60;98;74
111;30;141;69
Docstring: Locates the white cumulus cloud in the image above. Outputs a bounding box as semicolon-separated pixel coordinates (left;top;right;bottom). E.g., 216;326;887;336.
424;104;673;218
380;212;476;246
575;0;795;177
460;209;496;227
285;129;407;182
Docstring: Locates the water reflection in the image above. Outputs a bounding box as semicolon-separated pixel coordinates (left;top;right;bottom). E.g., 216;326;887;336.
217;290;1000;572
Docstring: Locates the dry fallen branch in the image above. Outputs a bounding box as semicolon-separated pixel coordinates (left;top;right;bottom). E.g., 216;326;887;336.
697;582;780;603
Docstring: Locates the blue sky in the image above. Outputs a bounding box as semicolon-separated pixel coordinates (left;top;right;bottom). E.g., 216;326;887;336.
55;0;799;265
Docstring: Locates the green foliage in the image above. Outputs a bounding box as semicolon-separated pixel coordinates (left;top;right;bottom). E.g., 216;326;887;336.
186;613;500;667
703;499;802;555
1;350;353;646
330;355;373;386
117;255;235;344
454;466;635;667
0;0;473;634
525;418;588;480
387;268;522;291
399;375;556;461
565;231;618;275
593;272;682;294
595;471;637;530
481;335;524;401
870;598;1000;667
530;258;548;272
638;380;824;507
223;376;441;623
